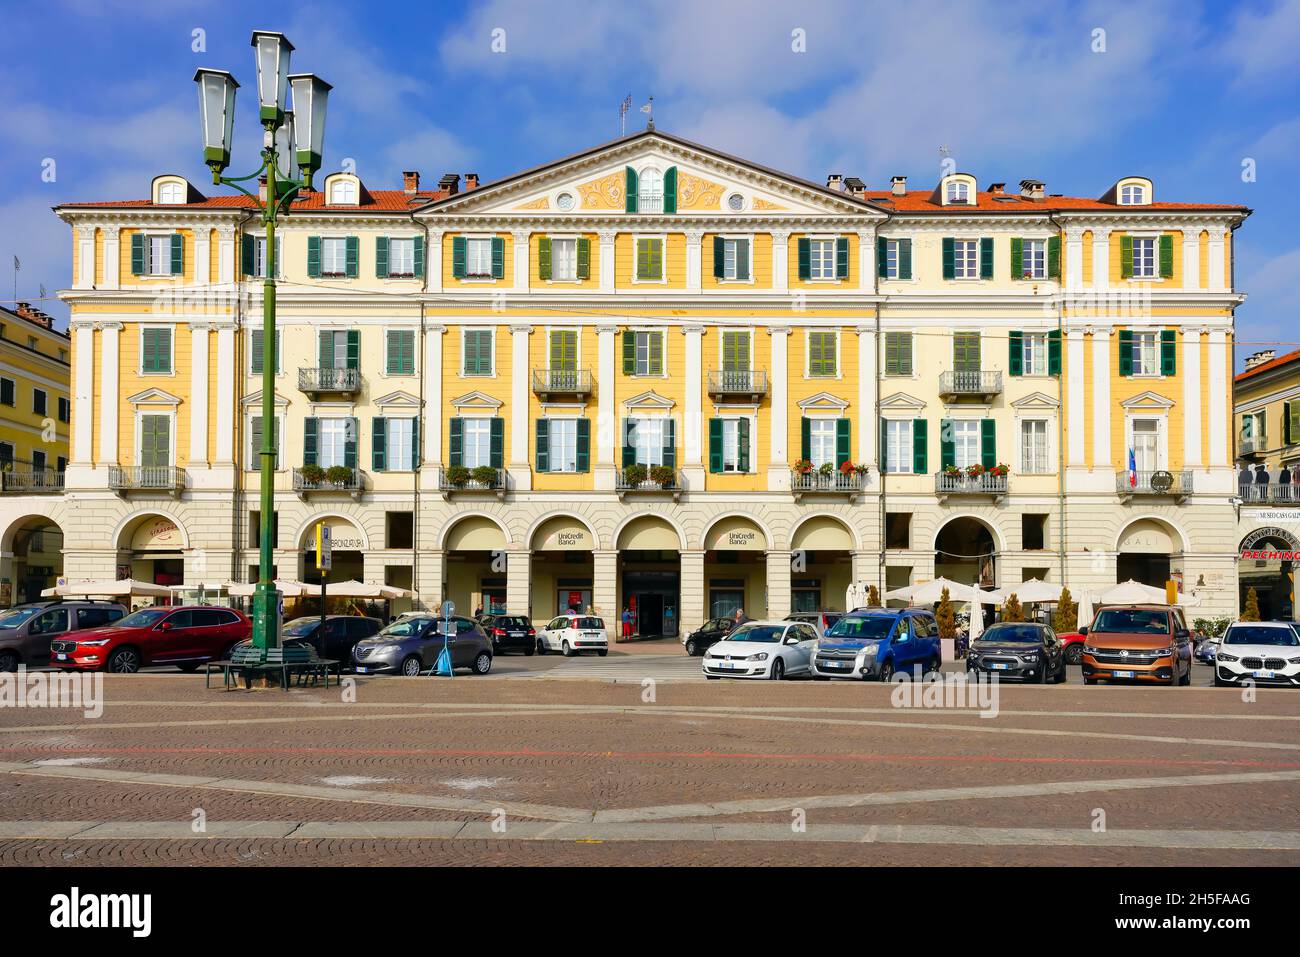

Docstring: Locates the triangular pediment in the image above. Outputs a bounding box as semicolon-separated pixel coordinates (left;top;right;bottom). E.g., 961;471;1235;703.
1010;391;1060;410
1120;390;1175;410
797;391;850;412
373;389;422;411
417;130;886;220
240;389;290;408
623;390;675;411
450;390;504;411
126;388;181;407
879;391;926;412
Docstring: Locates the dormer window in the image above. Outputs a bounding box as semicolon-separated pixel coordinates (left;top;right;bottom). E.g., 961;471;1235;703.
1119;184;1146;205
158;182;184;205
946;180;970;204
329;179;357;205
638;167;663;214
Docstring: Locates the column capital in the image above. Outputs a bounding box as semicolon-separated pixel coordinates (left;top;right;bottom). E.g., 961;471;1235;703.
683;323;705;336
855;324;877;335
426;323;448;335
596;324;621;335
70;319;96;333
511;229;530;244
770;228;792;243
75;224;97;240
683;228;705;244
509;324;534;335
768;326;792;337
94;320;123;333
597;229;618;244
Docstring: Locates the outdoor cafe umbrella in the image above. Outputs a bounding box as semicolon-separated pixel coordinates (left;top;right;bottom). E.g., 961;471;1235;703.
41;579;173;599
987;577;1063;605
1093;579;1202;607
224;579;310;598
884;577;984;605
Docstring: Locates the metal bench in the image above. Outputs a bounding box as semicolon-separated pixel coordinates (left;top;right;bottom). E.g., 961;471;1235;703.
205;645;340;690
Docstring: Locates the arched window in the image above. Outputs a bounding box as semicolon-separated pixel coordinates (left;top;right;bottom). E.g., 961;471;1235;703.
638;167;663;213
1119;183;1146;205
158;182;184;205
945;180;970;204
329;179;357;205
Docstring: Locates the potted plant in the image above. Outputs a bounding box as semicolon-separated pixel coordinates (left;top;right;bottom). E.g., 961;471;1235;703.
965;463;985;478
445;464;470;487
791;459;814;475
649;465;675;487
936;586;957;663
943;463;961;476
325;465;353;487
987;462;1010;478
299;463;326;486
623;463;648;486
470;465;498;487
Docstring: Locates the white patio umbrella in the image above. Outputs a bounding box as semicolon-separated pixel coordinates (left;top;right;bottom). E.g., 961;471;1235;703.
224;579;310;598
378;584;416;600
41;579;173;599
968;581;984;641
1076;589;1094;632
988;578;1063;605
305;579;387;599
885;577;984;605
1094;579;1202;607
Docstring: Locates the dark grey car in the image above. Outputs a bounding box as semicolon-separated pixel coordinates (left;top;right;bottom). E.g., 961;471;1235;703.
351;614;493;676
0;601;127;670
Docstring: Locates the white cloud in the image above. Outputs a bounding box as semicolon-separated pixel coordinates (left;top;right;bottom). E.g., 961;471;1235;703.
1219;0;1300;87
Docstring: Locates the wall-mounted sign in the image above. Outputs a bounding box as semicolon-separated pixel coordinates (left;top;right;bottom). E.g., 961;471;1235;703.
1239;526;1300;561
130;518;183;551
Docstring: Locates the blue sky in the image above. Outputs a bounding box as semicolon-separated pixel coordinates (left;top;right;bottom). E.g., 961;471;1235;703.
1;0;1296;367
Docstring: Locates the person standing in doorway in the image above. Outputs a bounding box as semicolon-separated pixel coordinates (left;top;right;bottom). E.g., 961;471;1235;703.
621;606;633;641
663;605;676;638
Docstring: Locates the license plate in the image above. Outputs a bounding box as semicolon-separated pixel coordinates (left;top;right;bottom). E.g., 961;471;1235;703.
1113;670;1135;678
355;666;369;674
1255;670;1276;679
583;632;602;640
719;662;734;669
991;663;1008;670
56;653;67;661
509;632;524;638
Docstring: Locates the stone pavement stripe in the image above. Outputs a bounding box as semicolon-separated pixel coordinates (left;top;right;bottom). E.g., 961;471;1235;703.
1;820;1297;850
593;768;1300;823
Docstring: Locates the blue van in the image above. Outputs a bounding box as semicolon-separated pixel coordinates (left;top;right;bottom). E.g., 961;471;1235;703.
810;608;941;681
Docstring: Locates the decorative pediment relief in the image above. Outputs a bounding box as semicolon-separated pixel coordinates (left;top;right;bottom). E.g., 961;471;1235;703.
878;392;926;412
240;390;290;408
797;391;850;412
450;390;505;411
623;390;675;411
126;388;181;407
1120;390;1175;410
373;390;422;411
1010;391;1060;410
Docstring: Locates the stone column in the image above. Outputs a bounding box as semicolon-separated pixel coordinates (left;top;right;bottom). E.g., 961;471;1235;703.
506;549;531;617
598;230;617;295
99;321;121;465
771;229;790;295
767;326;792;489
422;324;445;476
71;320;94;466
682;323;705;488
193;229;211;286
1091;228;1111;293
765;549;792;620
103;228;121;288
595;324;619;490
856;324;877;470
417;549;445;614
684;229;703;291
1090;325;1112;471
216;226;236;285
852;550;877;603
857;229;875;294
188;322;210;466
426;232;444;294
1183;326;1203;469
1207;230;1227;293
75;226;95;289
1207;328;1229;467
214;322;236;466
1066;328;1086;468
680;549;706;636
1182;230;1200;291
509;324;532;490
592;549;618;623
1064;227;1085;292
512;229;530;294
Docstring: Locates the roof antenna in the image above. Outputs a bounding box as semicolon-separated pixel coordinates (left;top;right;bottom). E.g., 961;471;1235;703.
641;96;654;131
619;94;632;137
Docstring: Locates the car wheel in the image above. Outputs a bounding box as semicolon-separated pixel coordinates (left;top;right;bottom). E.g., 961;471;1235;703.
106;647;140;674
472;652;492;675
535;638;547;656
1213;674;1230;688
597;649;608;657
523;643;535;657
1065;644;1084;666
706;675;719;680
878;660;894;683
685;638;697;656
769;658;785;680
562;640;575;658
0;650;19;672
928;657;941;675
400;655;423;677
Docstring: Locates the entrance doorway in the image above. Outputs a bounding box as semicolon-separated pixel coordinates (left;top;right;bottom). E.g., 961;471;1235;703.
616;517;682;639
1117;518;1180;590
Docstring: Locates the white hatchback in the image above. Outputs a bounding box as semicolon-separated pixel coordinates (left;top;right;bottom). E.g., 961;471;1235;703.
1214;621;1300;687
702;619;819;680
536;615;609;657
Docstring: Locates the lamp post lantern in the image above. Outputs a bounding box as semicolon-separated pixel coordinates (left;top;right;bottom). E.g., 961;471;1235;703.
195;32;328;657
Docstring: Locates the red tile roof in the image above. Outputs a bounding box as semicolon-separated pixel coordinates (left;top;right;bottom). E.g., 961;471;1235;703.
863;190;1246;213
58;189;446;211
1235;348;1300;383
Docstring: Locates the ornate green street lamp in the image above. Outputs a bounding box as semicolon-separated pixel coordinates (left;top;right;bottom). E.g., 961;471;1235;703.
195;32;330;656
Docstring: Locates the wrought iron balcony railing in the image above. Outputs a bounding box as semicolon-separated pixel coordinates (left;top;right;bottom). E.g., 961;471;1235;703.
1116;470;1193;500
790;469;868;496
531;368;593;396
938;369;1003;398
109;466;186;496
298;367;362;394
935;471;1009;497
1;470;65;493
292;467;363;495
707;369;770;398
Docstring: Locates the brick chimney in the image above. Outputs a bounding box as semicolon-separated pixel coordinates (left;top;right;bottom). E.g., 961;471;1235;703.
1019;178;1045;201
438;173;460;196
402;170;420;195
988;182;1005;195
890;175;907;196
826;173;844;192
1244;350;1276;371
464;172;479;190
14;302;51;328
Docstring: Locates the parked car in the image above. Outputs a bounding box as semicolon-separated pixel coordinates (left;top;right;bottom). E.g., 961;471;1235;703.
682;616;734;656
1079;603;1194;686
809;608;941;681
536;615;608;657
1054;630;1087;665
0;600;127;671
967;622;1068;683
229;615;381;664
1194;633;1222;664
702;619;819;680
478;614;537;655
1213;621;1300;687
785;610;843;639
352;614;493;676
51;605;250;673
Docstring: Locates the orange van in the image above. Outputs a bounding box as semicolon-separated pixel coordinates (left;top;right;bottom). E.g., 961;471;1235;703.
1079;603;1193;686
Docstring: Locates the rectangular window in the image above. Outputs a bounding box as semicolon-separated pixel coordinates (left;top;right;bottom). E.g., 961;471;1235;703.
629;418;666;467
1022;332;1048;375
465;238;494;278
809;419;837;468
953;332;981;371
550;329;578;371
551;238;577;281
386;329;415;375
1131;237;1157;278
317;418;350;469
883;239;902;279
884;332;912;375
147;235;172;276
953;420;981;468
57;396;70;423
32;389;46;416
721;330;751;371
139;414;171;467
720;418;746;472
252;237;281;278
718;238;751;280
0;442;11;467
321;238;348;277
248;414;282;468
141;327;172;374
1132;418;1160;472
249;328;280;375
1021;239;1046;279
953;240;978;279
463;417;493;468
809;239;837;279
0;379;12;406
463;329;494;376
389;238;415;277
634;330;664;376
547;418;579;473
885;419;914;473
1134;331;1159;375
387;418;414;471
1022;514;1047;551
32;450;46;472
808;332;837;377
1020;419;1049;474
635;237;664;280
885;512;912;550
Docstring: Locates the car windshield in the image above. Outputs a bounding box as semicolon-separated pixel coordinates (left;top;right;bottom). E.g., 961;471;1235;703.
282;619;320;637
570;617;603;630
0;606;42;628
1090;609;1169;634
114;608;171;629
492;617;530;628
726;624;784;643
824;615;895;640
378;618;430;638
1224;626;1300;647
979;624;1043;644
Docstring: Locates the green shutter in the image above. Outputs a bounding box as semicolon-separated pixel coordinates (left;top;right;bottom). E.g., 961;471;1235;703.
1120;235;1133;279
738;418;750;472
490;237;505;279
242;235;255;277
575;418;590;472
835;418;851;467
885;332;912;376
538;236;552;281
1048;329;1062;375
170;233;184;275
551;330;577;371
448;418;463;467
1160;329;1176;376
713;236;726;279
576;238;590;279
319;330;334;368
372;417;387;471
411;418;420;465
414;236;425;278
387;330;414;375
622;420;636;467
345;236;359;278
708;418;723;473
346;330;360;370
734;238;750;281
140;414;169;467
307;236;321;278
809;332;836;377
303;417;318;467
661;419;676;468
942;238;955;279
130;234;144;275
1118;329;1133;377
1288;402;1300;446
797;238;811;280
940;419;954;470
452;236;467;279
953;332;981;371
979;237;993;279
835;237;849;279
663;166;677;214
142;328;171;373
1159;234;1174;278
622;330;635;374
800;417;811;461
250;329;264;376
898;239;912;280
375;236;390;278
980;419;996;469
1008;330;1023;376
912;419;928;474
489;417;504;468
1010;238;1023;279
648;331;663;375
1048;235;1061;279
343;417;358;469
877;237;888;279
249;415;262;465
535;419;549;472
624;167;638;213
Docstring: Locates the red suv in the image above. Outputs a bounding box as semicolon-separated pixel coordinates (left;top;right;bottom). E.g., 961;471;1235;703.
51;605;251;673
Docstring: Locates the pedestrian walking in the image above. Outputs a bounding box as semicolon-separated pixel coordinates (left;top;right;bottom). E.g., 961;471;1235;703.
621;606;633;641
